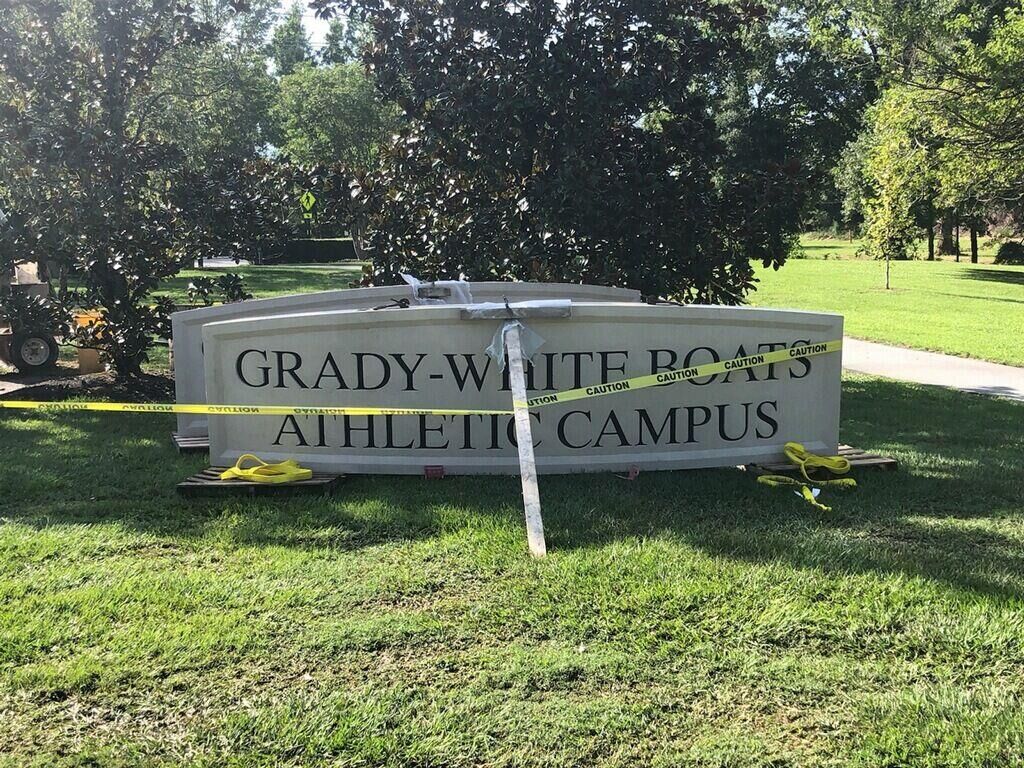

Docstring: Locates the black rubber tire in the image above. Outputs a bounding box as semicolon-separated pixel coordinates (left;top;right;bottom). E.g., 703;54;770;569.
9;331;59;373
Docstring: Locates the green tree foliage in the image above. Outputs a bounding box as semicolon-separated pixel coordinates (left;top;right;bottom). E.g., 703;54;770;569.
725;7;877;238
994;241;1024;263
311;0;868;302
0;0;220;376
857;88;941;260
921;5;1024;221
319;16;370;64
148;0;278;168
821;0;1024;259
833;133;872;233
149;43;277;168
171;158;363;263
272;62;394;168
269;1;312;77
186;272;253;306
192;0;279;50
0;0;278;379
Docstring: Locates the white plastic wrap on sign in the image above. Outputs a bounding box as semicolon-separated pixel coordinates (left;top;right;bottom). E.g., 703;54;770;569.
401;274;473;305
486;321;547;370
462;299;572;319
202;303;843;475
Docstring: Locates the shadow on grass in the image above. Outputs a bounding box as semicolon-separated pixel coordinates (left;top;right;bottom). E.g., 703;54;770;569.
2;378;1023;598
959;267;1024;286
800;244;857;251
934;291;1024;306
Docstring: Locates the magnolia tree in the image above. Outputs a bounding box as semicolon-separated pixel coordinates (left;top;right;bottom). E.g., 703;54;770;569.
0;0;307;377
173;158;365;264
0;0;223;376
313;0;866;303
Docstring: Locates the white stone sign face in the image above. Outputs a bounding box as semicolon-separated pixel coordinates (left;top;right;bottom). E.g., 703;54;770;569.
203;303;843;474
172;282;641;437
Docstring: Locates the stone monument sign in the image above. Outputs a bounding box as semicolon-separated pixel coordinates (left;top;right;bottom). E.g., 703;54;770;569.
171;282;642;438
201;303;843;474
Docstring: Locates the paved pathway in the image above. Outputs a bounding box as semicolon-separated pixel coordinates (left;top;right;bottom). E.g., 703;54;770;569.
842;337;1024;402
195;259;358;270
0;379;23;397
196;257;250;268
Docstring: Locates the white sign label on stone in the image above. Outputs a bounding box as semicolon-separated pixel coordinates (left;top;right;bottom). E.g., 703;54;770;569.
171;282;641;437
203;303;842;474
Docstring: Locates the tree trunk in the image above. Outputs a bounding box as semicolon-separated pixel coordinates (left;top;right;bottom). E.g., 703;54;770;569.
970;224;979;264
111;349;144;378
351;218;371;281
59;263;68;299
926;199;936;261
955;218;961;262
939;210;955;255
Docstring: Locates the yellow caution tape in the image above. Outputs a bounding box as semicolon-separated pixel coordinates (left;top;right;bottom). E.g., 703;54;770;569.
0;339;841;417
0;401;511;417
219;454;313;484
517;340;842;409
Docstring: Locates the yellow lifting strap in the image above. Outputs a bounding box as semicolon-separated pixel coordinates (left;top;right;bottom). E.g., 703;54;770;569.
219;454;313;484
782;441;854;484
756;442;857;512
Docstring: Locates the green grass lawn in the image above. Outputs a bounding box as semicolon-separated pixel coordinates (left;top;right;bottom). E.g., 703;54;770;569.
3;376;1023;766
750;252;1024;367
157;263;364;305
797;235;1003;262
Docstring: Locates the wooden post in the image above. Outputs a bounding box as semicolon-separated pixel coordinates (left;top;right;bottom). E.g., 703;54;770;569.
459;304;567;556
504;322;547;558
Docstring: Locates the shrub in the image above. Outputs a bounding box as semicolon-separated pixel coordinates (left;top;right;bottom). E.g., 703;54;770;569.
186;277;218;307
187;274;252;307
216;274;253;303
0;291;69;336
994;241;1024;264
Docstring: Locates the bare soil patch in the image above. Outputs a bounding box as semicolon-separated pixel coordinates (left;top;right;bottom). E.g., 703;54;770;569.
8;370;174;402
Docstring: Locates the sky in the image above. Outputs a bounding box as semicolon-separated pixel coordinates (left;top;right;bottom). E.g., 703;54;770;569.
275;1;333;49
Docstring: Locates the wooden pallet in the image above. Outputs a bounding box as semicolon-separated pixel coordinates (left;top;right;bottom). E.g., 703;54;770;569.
176;467;343;497
748;444;897;475
171;432;210;454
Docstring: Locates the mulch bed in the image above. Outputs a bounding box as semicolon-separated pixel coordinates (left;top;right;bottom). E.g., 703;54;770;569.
5;371;174;403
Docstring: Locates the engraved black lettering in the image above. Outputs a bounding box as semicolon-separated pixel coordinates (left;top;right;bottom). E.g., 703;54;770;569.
236;349;270;388
273;414;308;446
